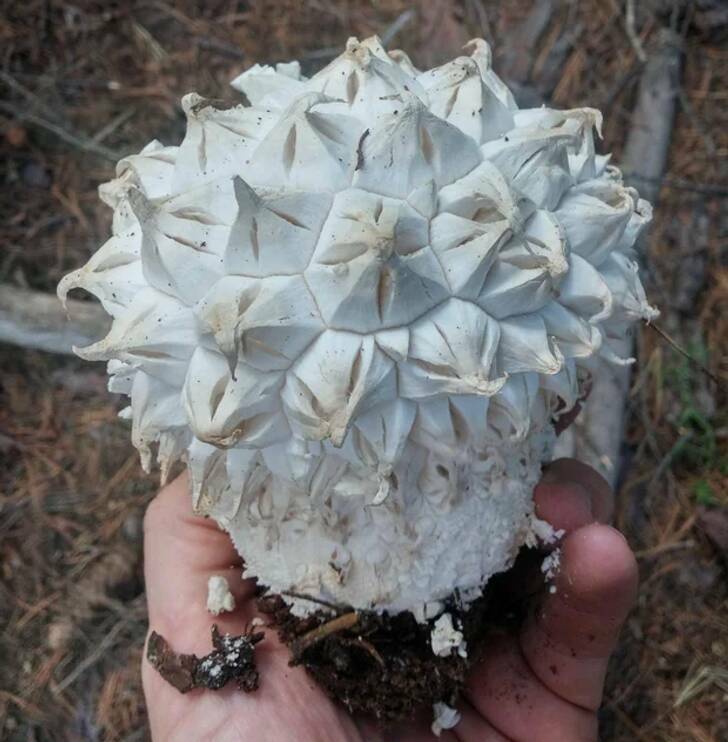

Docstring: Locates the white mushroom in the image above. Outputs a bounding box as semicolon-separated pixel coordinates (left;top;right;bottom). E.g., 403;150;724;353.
206;575;236;616
59;35;655;619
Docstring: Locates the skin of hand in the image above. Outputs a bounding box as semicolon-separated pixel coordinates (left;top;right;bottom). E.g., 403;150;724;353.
142;458;638;742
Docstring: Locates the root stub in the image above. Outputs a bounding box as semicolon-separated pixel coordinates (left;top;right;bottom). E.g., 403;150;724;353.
258;565;527;722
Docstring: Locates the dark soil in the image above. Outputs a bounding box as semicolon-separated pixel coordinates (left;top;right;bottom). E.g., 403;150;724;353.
256;555;537;723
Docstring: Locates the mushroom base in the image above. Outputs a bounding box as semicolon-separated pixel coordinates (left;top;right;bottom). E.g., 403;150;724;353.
256;547;540;724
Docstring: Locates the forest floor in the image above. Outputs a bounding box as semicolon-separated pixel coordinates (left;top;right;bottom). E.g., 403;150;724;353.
0;1;726;740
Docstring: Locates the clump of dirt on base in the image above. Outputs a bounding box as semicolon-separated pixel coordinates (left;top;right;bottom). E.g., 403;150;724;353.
256;562;532;722
147;624;264;694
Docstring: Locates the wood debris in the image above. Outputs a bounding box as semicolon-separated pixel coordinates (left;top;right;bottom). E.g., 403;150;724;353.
146;625;264;694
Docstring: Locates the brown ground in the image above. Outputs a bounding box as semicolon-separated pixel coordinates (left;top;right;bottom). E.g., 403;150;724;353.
1;1;726;740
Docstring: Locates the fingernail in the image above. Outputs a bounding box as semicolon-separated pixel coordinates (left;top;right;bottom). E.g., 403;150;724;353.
605;524;629;545
539;464;561;485
572;484;596;520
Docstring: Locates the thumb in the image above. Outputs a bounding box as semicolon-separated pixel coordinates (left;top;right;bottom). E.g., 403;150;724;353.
519;523;639;711
142;472;255;651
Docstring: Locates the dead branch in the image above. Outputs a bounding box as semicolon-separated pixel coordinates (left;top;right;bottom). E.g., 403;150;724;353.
624;0;647;62
555;28;683;487
0;284;109;355
647;322;722;386
621;28;684;207
536;21;583;99
501;0;554;84
289;612;359;659
0;101;122;161
380;8;416;47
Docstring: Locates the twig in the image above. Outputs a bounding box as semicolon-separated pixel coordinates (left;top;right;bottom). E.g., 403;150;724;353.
501;0;554;83
131;21;168;62
0;283;110;355
281;590;348;612
647;322;722;386
289;612;359;658
91;108;136;145
0;101;121;161
194;36;245;59
149;0;208;34
647;431;694;492
300;46;340;62
556;28;683;488
0;70;65;123
54;618;129;692
380;8;416;47
343;636;385;668
674;665;728;707
677;88;718;156
535;21;584;99
465;0;494;44
598;63;642;111
620;173;728;199
0;690;45;720
624;0;647;62
635;539;695;559
621;28;683;206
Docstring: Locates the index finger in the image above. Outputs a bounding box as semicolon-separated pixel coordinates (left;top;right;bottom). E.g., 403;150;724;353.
143;472;255;647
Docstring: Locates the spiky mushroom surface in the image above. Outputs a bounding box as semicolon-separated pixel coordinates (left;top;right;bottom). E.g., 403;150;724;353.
59;36;656;620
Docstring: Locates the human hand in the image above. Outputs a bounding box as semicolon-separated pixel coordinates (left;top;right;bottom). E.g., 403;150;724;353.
142;458;637;741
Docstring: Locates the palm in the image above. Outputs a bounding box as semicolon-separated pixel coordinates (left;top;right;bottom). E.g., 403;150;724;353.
144;629;360;741
143;460;637;741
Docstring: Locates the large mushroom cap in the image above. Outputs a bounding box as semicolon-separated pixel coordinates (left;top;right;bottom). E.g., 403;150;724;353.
59;36;655;619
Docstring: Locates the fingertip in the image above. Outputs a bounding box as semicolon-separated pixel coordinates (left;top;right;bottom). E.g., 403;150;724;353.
540;458;614;524
144;471;188;527
143;471;230;544
143;471;245;637
558;524;638;615
519;523;638;710
533;480;594;534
